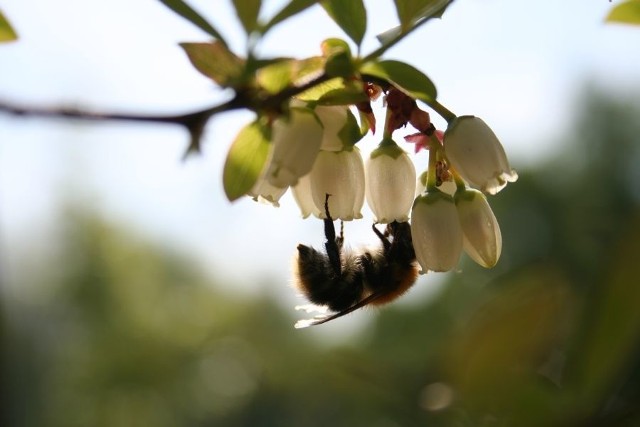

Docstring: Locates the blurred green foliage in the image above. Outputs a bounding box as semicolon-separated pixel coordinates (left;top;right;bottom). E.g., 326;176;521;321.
2;87;640;426
0;9;18;43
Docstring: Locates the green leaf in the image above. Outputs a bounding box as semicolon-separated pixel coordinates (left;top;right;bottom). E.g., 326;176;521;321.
0;9;18;42
256;57;324;94
320;38;355;78
257;60;295;94
315;87;368;106
158;0;227;45
261;0;321;34
232;0;262;34
321;0;367;47
360;59;437;103
377;0;452;45
179;42;245;87
324;51;355;78
320;37;352;57
393;0;453;29
606;0;640;25
296;77;345;101
290;56;325;85
223;121;271;201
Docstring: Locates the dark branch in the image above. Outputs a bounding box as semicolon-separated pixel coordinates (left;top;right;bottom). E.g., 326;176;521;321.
0;71;333;155
0;97;241;126
0;71;331;125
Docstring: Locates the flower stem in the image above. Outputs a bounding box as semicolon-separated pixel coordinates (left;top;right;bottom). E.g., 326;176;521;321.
426;136;440;192
426;99;456;124
451;169;467;193
382;104;394;140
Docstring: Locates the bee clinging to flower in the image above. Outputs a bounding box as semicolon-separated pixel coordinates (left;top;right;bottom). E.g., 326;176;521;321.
293;195;419;328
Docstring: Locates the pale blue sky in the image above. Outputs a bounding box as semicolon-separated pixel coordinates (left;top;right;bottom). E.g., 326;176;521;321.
1;0;638;331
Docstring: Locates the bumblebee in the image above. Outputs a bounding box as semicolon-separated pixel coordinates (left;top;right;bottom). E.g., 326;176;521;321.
293;195;419;328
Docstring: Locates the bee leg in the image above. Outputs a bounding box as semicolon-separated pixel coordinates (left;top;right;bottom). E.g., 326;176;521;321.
323;194;342;276
371;223;391;251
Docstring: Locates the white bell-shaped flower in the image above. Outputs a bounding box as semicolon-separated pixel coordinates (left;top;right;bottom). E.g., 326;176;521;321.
365;141;416;223
314;105;349;152
309;147;365;220
411;191;463;273
444;116;518;195
267;107;323;188
292;173;322;218
455;188;502;268
350;159;366;220
248;176;288;207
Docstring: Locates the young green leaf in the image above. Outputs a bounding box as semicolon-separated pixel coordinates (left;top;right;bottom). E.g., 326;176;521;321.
158;0;227;45
0;9;18;42
360;60;437;103
296;77;345;102
261;0;321;34
320;38;355;78
180;42;245;87
232;0;262;34
223;121;271;201
321;0;367;47
290;56;325;85
256;57;324;94
257;60;296;94
393;0;453;29
606;0;640;26
315;87;368;106
324;51;355;78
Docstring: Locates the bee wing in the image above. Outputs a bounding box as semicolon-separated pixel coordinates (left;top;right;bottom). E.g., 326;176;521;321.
294;304;329;314
293;292;386;328
294;316;329;329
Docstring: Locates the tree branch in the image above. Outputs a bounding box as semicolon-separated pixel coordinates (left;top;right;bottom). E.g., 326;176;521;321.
0;71;333;157
0;71;332;126
0;97;240;126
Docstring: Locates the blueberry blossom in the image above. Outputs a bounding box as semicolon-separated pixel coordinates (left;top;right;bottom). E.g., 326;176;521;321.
365;139;416;223
307;147;365;220
266;107;323;188
411;190;463;273
444;116;518;195
455;188;502;268
248;176;288;207
292;173;322;218
313;105;349;152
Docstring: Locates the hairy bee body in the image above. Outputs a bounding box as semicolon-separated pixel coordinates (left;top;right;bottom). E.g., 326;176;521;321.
360;222;418;306
293;199;419;327
295;245;364;312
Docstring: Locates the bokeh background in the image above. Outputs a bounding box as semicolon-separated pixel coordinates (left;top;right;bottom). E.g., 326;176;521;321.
2;0;640;425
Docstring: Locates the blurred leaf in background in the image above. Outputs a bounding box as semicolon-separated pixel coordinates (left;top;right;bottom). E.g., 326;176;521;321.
606;0;640;26
2;86;640;426
0;8;18;42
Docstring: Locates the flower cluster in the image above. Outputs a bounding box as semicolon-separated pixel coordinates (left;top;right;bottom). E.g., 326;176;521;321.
248;86;517;274
407;115;516;272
